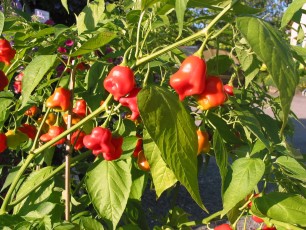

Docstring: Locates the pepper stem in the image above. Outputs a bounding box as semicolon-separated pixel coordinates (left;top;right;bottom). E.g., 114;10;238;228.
120;46;135;67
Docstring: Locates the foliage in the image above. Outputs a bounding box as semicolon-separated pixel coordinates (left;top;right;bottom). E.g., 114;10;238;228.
0;0;306;229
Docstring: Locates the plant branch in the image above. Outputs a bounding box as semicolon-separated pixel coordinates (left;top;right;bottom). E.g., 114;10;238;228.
135;0;239;67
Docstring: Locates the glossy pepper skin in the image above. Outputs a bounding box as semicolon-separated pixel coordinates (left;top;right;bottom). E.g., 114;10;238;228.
119;88;141;120
40;126;66;146
224;84;234;96
133;136;143;157
18;124;37;140
103;65;136;100
104;136;123;161
83;127;114;156
0;70;9;91
73;99;88;117
0;133;7;153
0;39;16;65
83;127;123;160
46;87;72;112
71;130;86;150
197;130;210;155
24;105;38;117
170;55;206;101
214;224;232;230
137;150;150;171
197;76;227;110
252;215;264;223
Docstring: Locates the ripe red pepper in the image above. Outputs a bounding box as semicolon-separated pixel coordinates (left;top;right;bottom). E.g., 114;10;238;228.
0;133;7;153
24;105;38;117
262;224;276;230
103;136;123;161
18;124;37;140
73;99;88;117
224;84;234;96
103;65;136;100
0;70;9;91
13;72;23;94
196;76;227;110
133;135;143;157
170;55;207;101
83;127;114;156
46;87;72;112
252;215;264;223
40;126;66;145
119;88;141;120
71;130;86;150
214;224;232;230
0;39;16;65
197;130;210;155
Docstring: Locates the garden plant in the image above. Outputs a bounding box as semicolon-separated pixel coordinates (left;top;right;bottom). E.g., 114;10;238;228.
0;0;306;229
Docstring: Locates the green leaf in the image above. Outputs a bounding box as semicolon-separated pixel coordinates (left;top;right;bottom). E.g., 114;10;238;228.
236;17;299;131
213;130;228;192
1;166;21;192
0;91;14;128
281;0;306;28
120;136;138;159
85;159;132;229
275;156;306;182
175;0;189;38
54;24;70;38
80;216;104;230
138;86;206;211
233;108;270;149
21;55;57;108
206;55;233;75
76;0;105;35
0;214;26;228
14;167;55;214
233;3;263;15
71;30;116;57
129;163;147;200
61;0;69;14
141;0;161;10
85;62;106;92
252;192;306;227
188;0;231;8
143;129;177;197
206;111;241;144
223;158;265;213
54;223;80;230
0;11;4;35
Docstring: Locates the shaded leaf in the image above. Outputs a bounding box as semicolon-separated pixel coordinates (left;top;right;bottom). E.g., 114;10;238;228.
252;192;306;227
175;0;189;38
276;156;306;182
236;17;299;131
143;129;177;197
0;91;14;129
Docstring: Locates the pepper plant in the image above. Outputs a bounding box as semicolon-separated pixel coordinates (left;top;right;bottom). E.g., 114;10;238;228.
0;0;306;229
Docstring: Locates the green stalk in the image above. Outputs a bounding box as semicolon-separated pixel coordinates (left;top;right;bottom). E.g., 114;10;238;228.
7;152;91;210
135;0;239;67
0;94;113;214
178;210;223;227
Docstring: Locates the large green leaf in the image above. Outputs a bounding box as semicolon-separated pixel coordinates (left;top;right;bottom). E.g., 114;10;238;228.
85;159;132;230
222;158;265;214
281;0;306;28
188;0;230;8
129;163;147;200
138;86;206;211
21;55;57;108
252;192;306;227
0;11;4;35
236;17;299;131
143;129;177;197
276;156;306;182
213;130;228;193
175;0;189;38
0;91;14;128
76;0;105;35
71;30;116;57
85;62;106;93
0;214;26;228
13;167;55;214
